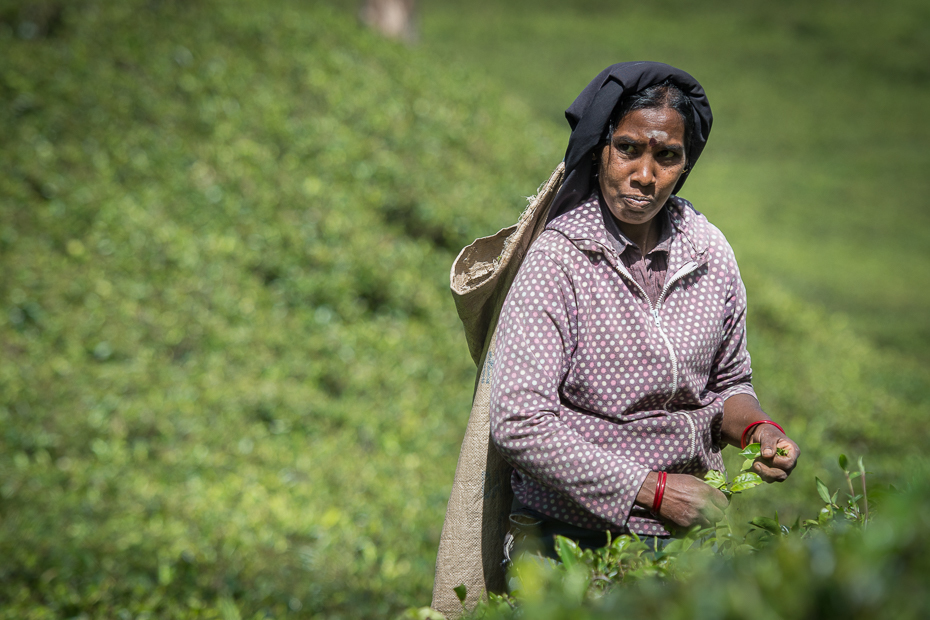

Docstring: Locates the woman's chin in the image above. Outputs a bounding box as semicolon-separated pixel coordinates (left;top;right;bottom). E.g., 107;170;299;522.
611;202;659;225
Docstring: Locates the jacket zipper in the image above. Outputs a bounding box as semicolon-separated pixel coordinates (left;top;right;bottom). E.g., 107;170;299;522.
613;259;700;458
653;261;699;409
653;261;699;460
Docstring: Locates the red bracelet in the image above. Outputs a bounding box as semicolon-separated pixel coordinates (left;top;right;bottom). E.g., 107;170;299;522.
651;471;667;515
741;420;786;449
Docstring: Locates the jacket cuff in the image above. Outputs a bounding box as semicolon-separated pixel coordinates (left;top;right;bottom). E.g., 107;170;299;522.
720;383;757;403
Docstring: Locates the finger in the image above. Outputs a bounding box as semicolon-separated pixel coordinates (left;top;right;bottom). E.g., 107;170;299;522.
701;502;725;526
771;455;798;473
759;428;781;459
708;486;730;510
753;460;788;482
771;439;800;471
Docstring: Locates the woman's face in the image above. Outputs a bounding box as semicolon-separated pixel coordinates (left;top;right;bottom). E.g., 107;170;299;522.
598;106;687;226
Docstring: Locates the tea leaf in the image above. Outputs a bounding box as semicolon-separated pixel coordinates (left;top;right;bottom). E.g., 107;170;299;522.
816;477;832;504
453;585;467;604
730;472;763;493
704;470;727;490
748;516;782;535
556;536;581;571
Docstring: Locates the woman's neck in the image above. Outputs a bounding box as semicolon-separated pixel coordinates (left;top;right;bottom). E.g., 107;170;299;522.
616;215;661;255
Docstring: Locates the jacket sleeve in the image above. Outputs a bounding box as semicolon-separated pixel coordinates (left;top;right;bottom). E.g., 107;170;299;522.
705;243;757;402
489;247;651;528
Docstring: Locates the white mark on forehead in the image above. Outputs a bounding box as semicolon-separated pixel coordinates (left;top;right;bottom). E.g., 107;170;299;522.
645;129;670;144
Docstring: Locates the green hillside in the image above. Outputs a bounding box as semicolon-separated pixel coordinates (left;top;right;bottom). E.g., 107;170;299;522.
0;1;927;618
409;0;930;363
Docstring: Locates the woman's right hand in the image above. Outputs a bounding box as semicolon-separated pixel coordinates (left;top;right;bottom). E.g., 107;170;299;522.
637;472;729;528
659;473;729;528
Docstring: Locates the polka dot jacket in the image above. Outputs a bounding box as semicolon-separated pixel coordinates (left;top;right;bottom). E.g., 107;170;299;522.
489;194;757;536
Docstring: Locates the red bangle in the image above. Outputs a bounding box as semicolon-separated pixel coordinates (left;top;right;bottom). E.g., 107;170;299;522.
741;420;785;449
651;471;667;515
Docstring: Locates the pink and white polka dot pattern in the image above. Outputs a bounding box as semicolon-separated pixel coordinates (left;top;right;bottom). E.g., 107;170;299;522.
490;194;756;536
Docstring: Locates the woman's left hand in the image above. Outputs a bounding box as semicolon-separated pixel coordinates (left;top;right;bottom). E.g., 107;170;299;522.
748;424;800;483
722;394;800;482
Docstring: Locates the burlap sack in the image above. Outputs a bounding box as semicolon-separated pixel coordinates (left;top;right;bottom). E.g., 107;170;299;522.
431;162;564;618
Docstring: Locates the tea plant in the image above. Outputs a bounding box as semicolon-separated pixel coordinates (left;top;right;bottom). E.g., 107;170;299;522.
802;454;870;533
704;442;789;498
410;454;887;619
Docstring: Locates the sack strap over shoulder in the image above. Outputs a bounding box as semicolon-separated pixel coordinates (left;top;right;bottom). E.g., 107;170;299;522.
450;162;565;366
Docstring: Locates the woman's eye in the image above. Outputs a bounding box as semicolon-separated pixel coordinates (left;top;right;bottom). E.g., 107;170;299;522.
615;143;636;154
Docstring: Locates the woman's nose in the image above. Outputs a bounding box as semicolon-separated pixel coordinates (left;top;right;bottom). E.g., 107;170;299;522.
631;158;656;186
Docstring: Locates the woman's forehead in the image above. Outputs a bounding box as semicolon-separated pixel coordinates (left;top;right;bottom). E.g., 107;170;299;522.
613;107;685;144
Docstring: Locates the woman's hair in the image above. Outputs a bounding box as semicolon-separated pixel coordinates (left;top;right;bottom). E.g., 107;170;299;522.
602;80;696;166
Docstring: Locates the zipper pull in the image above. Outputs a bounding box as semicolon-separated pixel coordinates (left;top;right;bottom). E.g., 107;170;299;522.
652;308;660;326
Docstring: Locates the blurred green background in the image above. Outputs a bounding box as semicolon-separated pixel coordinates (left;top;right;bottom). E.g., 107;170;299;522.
0;0;927;618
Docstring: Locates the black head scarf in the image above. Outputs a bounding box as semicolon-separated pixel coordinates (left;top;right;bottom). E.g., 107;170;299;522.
548;61;713;221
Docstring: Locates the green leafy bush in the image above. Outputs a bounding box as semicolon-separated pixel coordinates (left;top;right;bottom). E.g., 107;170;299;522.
0;1;559;617
426;460;929;620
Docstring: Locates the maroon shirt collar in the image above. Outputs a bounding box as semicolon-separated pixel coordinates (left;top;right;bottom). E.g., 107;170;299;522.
600;198;674;257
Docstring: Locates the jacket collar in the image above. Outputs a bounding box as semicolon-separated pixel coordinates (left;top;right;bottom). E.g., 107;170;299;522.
601;200;674;257
547;193;710;268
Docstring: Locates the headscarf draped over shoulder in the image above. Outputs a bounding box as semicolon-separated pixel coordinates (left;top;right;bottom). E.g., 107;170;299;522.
548;61;714;221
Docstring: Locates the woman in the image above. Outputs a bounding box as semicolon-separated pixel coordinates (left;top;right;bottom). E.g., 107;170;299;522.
490;62;799;554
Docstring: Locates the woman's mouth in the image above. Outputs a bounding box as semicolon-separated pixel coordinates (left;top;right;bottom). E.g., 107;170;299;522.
621;194;653;209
